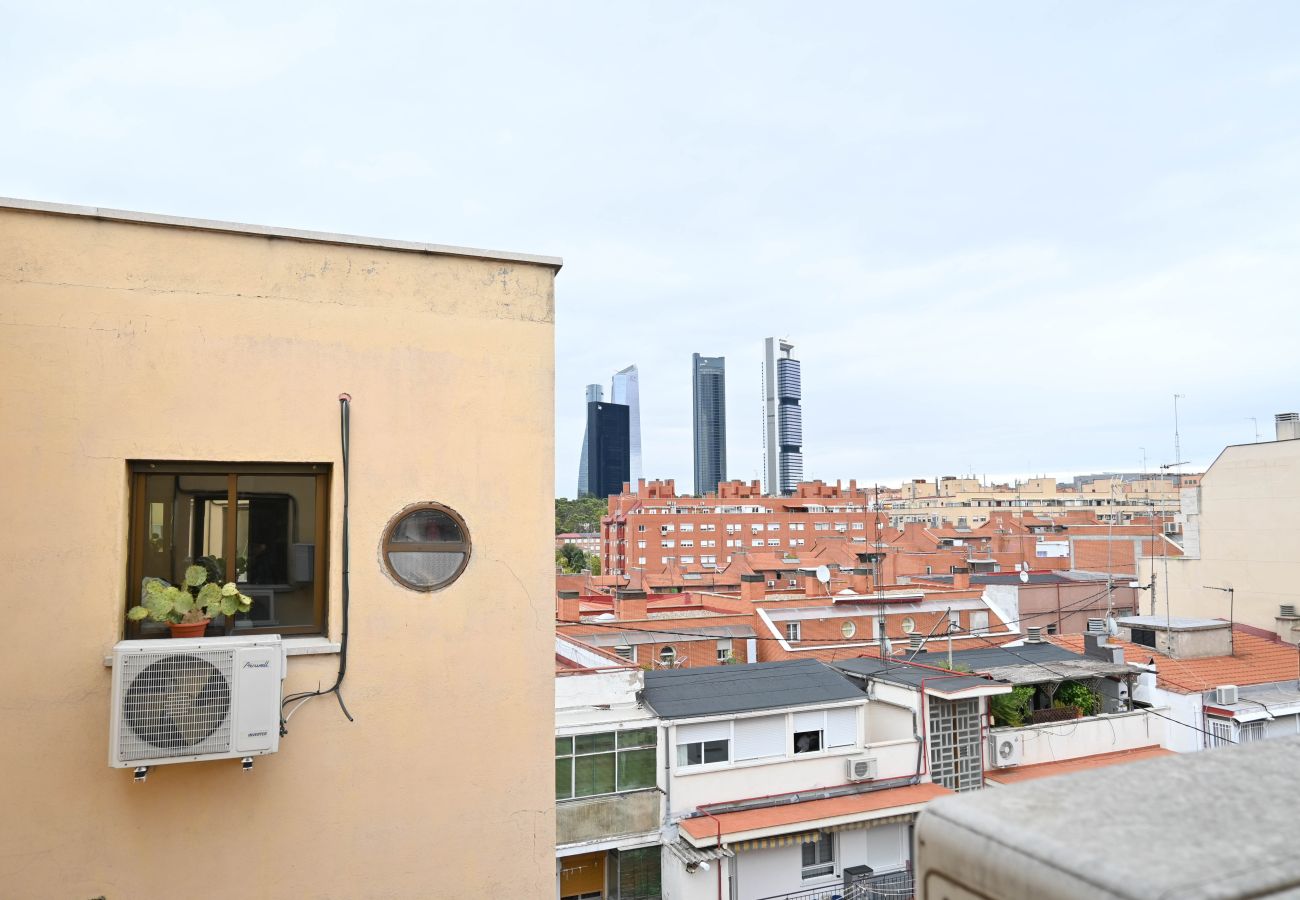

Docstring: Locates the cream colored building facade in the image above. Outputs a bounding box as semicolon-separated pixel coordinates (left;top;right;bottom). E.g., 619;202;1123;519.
1140;436;1300;634
0;199;559;898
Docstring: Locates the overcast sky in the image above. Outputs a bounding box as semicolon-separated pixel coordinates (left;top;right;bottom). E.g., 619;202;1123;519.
5;3;1298;496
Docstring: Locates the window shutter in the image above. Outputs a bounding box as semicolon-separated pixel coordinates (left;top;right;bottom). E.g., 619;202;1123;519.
825;707;858;747
733;715;785;760
676;720;730;744
793;710;825;732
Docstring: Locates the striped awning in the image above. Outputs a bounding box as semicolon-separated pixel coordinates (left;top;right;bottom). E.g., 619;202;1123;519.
730;831;822;852
830;812;916;832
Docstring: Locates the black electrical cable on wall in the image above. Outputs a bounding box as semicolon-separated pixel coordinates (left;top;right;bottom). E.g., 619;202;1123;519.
280;394;355;733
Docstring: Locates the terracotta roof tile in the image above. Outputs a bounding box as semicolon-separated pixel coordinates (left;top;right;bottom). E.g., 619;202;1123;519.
1051;629;1300;693
679;782;951;842
985;746;1173;784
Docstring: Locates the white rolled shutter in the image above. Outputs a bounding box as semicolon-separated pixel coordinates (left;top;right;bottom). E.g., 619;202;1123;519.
734;715;785;760
793;710;825;733
825;707;858;747
676;720;731;745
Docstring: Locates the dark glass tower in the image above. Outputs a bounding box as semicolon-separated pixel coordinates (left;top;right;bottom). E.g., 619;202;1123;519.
692;353;727;495
583;401;631;499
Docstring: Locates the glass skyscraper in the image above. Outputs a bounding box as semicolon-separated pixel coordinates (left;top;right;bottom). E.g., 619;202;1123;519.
576;383;603;497
763;338;803;495
610;365;642;487
692;353;727;495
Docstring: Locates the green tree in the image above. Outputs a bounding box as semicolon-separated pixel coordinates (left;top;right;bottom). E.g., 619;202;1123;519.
555;496;608;535
990;685;1035;727
556;543;587;573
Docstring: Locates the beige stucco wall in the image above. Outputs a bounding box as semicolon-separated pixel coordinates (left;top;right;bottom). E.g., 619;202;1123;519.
1140;440;1300;632
0;204;558;898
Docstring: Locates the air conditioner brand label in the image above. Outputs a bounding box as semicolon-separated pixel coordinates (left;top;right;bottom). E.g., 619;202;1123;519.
246;731;268;737
243;660;270;668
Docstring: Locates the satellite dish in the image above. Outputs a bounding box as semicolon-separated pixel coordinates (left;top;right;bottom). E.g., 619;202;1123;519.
1019;570;1030;584
1106;616;1120;636
815;565;831;584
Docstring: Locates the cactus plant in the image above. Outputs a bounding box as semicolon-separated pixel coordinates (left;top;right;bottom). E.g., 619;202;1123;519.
127;565;253;626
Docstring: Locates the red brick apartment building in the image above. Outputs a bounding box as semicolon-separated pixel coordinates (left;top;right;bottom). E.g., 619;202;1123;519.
599;479;1179;585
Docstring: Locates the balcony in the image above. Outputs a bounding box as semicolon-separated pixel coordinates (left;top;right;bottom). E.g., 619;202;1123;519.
556;789;660;847
756;870;914;900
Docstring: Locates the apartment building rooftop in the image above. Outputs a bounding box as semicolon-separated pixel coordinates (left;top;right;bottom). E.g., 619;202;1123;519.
642;659;863;718
1053;627;1300;693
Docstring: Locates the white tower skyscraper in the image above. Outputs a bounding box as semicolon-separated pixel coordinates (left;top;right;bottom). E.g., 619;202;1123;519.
762;338;802;495
610;365;642;487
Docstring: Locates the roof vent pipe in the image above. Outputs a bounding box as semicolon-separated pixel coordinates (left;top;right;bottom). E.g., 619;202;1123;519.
1086;618;1106;634
1026;626;1043;644
1281;604;1297;618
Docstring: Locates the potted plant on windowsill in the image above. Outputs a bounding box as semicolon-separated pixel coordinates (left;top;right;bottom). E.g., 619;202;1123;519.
127;565;253;638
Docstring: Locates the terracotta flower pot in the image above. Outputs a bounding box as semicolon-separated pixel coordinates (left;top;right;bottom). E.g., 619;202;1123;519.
167;619;211;639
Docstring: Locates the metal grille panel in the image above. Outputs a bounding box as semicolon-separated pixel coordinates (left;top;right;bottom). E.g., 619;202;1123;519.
118;649;234;762
928;697;983;792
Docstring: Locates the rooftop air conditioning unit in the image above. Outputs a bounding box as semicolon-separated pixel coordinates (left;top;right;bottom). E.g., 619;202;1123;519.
846;755;877;782
989;734;1023;768
1214;685;1239;706
109;636;285;770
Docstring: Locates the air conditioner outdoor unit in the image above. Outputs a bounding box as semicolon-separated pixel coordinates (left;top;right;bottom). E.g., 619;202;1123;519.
1214;685;1239;706
846;755;877;782
989;734;1023;768
109;635;286;769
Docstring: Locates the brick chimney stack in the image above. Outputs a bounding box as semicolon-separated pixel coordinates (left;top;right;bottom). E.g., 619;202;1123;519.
557;592;581;623
740;574;766;603
849;567;873;594
614;589;648;620
952;567;971;590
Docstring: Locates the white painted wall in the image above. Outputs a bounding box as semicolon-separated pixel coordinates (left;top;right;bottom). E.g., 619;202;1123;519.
989;708;1169;768
724;823;910;900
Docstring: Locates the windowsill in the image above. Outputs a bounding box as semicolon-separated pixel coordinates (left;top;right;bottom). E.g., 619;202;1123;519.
102;636;340;666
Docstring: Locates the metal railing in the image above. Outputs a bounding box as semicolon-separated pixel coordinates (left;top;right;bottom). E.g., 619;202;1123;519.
755;871;914;900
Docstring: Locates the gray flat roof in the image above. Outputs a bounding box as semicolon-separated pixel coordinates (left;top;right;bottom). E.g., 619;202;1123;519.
831;657;994;693
642;659;864;719
917;735;1300;898
1118;615;1227;631
909;642;1136;684
0;196;564;269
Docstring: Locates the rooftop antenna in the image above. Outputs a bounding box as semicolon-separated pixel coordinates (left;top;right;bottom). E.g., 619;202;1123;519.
1172;393;1186;485
1205;585;1236;656
1247;417;1261;443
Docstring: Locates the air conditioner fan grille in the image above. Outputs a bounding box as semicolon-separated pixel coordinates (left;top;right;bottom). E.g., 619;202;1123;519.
119;651;233;762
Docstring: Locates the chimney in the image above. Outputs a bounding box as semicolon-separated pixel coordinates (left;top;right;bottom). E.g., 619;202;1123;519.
1025;626;1043;644
952;567;970;590
908;634;925;651
800;568;824;597
1276;604;1300;646
1086;618;1106;634
740;573;766;603
557;593;581;623
849;567;873;594
1083;631;1125;664
1276;413;1300;441
614;589;648;621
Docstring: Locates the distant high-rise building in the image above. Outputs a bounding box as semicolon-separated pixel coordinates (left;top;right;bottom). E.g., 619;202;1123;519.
576;383;603;497
610;365;642;486
762;338;803;495
692;353;727;495
583;401;630;499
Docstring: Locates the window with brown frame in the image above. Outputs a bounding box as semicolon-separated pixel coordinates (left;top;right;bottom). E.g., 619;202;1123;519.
126;462;330;638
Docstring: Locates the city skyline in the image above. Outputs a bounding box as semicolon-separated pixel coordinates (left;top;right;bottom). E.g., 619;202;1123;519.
4;5;1294;496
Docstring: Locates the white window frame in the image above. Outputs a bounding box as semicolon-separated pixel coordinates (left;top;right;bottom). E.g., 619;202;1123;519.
786;622;801;642
801;832;835;880
716;638;733;663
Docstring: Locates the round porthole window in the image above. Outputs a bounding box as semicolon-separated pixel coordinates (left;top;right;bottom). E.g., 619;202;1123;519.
841;620;856;639
901;616;917;634
381;503;471;591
